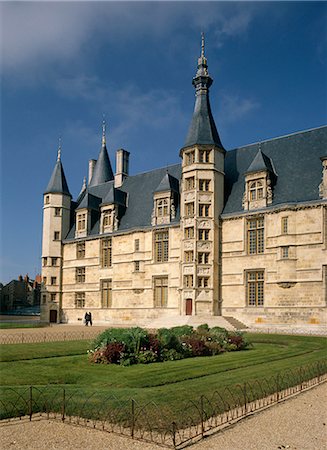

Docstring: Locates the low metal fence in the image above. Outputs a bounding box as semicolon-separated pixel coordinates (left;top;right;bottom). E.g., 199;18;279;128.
0;329;104;345
1;360;326;448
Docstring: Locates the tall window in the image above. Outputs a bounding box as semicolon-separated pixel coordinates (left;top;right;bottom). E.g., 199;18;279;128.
134;261;140;272
184;275;193;288
101;238;112;267
184;251;193;262
281;246;289;259
101;279;112;308
199;204;210;217
281;217;288;234
42;257;47;266
185;202;194;217
103;210;112;227
198;229;210;240
199;149;211;163
247;217;264;254
157;199;169;217
75;292;85;308
199;180;210;191
51;257;58;266
77;213;86;231
155;230;169;262
45;195;50;204
154;277;168;307
135;239;140;251
50;276;57;285
184;227;194;239
54;207;61;217
76;242;85;259
185;151;195;165
76;267;85;283
249;180;264;201
198;252;209;264
247;271;264;306
54;231;60;240
185;177;195;191
50;293;56;302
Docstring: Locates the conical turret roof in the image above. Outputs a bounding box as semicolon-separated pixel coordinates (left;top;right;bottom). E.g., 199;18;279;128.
183;34;224;150
89;121;114;187
44;143;71;196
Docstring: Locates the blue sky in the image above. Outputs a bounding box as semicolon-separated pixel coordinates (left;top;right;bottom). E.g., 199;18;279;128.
1;1;326;284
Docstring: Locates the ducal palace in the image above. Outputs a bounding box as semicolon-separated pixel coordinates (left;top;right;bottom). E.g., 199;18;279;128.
41;38;327;327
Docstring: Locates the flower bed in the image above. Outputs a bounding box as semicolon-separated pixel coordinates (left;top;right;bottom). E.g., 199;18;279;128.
88;324;250;366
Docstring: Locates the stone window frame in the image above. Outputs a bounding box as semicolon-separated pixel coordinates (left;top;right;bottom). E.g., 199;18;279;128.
185;202;195;217
54;207;61;217
198;229;210;241
51;257;58;266
154;229;169;263
199;204;210;217
42;257;47;267
184;250;194;263
199;179;210;191
281;246;289;259
184;226;194;239
198;252;210;264
134;261;140;272
134;239;140;252
50;276;57;285
101;279;112;308
184;274;193;288
281;216;288;235
77;213;86;231
54;231;60;241
75;292;85;308
185;176;195;191
45;195;50;204
246;270;264;307
184;150;195;166
103;209;113;228
76;242;85;259
76;267;86;283
50;293;56;302
156;198;169;217
249;180;264;201
198;276;209;288
199;149;211;163
153;276;168;308
247;216;264;255
101;238;112;268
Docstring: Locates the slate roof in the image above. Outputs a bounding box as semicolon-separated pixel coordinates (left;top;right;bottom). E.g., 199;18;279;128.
64;126;326;241
76;192;102;211
88;144;114;187
44;160;71;197
245;148;276;175
184;91;224;149
223;126;327;215
154;172;179;193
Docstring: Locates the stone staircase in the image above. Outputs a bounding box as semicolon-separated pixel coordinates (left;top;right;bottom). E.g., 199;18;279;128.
223;316;248;330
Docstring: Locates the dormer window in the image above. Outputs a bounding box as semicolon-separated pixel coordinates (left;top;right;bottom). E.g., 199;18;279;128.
103;210;112;227
249;180;264;201
77;213;86;231
157;199;169;217
100;207;117;233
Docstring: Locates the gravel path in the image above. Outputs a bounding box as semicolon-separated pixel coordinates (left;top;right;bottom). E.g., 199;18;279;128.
1;383;326;450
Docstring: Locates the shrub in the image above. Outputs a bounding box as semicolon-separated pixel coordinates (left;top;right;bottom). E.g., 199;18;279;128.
161;349;183;361
182;336;211;357
157;328;181;352
103;342;125;364
91;327;149;355
137;350;158;364
197;323;209;333
170;325;194;337
228;332;249;350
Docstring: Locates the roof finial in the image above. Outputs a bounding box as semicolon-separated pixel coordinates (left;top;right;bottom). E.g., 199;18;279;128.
201;31;205;58
82;176;87;190
102;115;106;147
258;141;262;152
57;137;62;161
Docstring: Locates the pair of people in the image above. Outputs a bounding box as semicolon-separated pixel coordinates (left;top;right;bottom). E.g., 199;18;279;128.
84;311;92;326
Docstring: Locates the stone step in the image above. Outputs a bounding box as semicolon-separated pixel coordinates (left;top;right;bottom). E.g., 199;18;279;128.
223;316;248;330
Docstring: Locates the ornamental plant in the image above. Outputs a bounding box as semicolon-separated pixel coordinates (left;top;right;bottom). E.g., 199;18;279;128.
89;324;250;365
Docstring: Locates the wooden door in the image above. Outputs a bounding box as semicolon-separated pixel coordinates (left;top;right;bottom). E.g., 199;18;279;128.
185;299;192;316
49;309;57;323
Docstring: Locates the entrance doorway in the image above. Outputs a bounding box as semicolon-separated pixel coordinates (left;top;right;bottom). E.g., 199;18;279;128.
185;299;192;315
49;310;57;323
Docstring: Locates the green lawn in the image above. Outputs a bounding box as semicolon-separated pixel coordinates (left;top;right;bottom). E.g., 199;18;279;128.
1;333;326;429
0;322;44;329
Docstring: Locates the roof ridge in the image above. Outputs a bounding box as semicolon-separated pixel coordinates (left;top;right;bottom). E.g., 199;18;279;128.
230;125;327;152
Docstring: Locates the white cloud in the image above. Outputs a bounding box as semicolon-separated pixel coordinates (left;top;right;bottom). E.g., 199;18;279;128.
1;2;259;75
219;93;260;123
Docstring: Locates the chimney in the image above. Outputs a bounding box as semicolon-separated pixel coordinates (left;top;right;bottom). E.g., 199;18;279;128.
18;275;23;282
88;159;97;185
115;149;130;188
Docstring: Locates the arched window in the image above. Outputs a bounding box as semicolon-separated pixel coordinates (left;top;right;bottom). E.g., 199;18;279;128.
249;180;264;201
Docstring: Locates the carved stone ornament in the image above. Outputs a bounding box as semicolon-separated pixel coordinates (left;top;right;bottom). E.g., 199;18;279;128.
198;194;211;203
198;267;210;275
242;191;248;210
183;265;194;274
184;241;194;250
171;203;176;220
184;192;195;202
267;178;273;204
198;220;210;228
277;282;296;289
114;215;119;231
151;207;156;226
197;242;211;250
184;218;194;226
133;289;144;294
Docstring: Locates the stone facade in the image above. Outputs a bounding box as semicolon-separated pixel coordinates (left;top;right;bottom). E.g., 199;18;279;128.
40;39;327;327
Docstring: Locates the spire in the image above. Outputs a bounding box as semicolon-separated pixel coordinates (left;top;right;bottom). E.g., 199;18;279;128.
44;142;71;196
88;119;114;187
57;137;62;161
183;33;224;150
102;117;106;147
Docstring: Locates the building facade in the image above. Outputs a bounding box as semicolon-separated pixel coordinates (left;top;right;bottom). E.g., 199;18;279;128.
41;38;327;326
